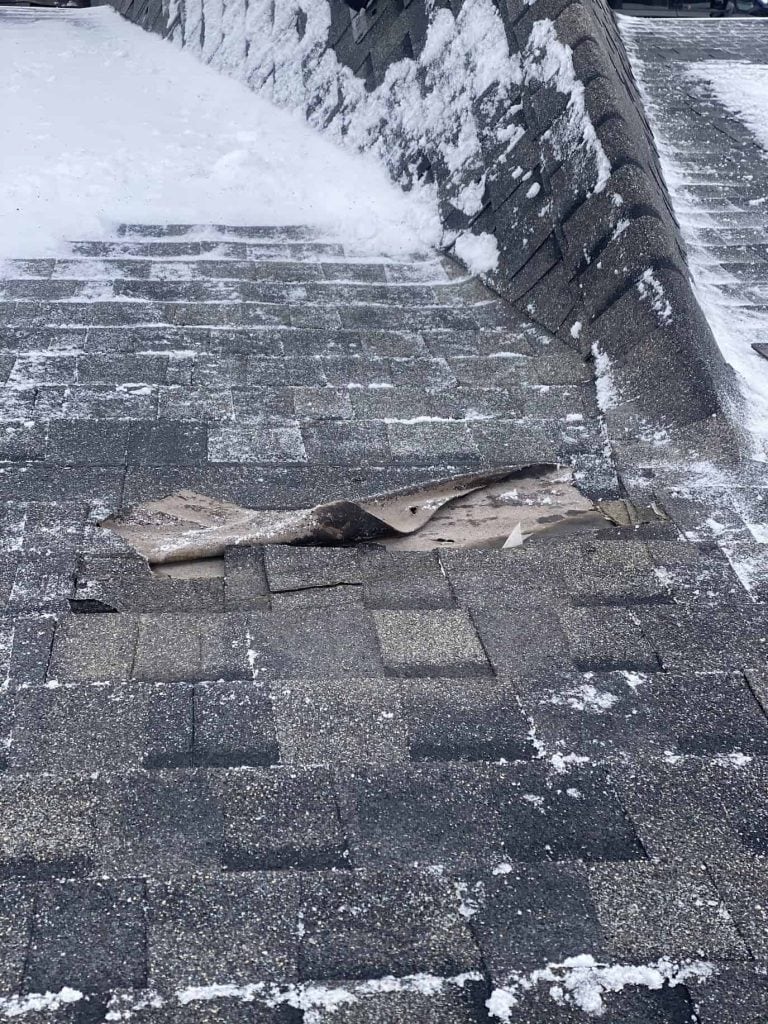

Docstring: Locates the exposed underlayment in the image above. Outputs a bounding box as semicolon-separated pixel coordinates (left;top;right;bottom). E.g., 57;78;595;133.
3;219;768;1023
104;465;667;564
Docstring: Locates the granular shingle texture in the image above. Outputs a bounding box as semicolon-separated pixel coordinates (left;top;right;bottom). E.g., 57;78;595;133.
2;213;768;1024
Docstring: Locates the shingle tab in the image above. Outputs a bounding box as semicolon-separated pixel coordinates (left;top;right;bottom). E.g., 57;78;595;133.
219;767;349;871
339;763;504;869
299;868;481;981
373;610;491;678
589;862;748;961
25;878;147;994
273;677;406;766
148;873;300;991
472;863;607;980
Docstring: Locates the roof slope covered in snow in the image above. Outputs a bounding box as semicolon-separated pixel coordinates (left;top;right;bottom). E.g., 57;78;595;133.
99;0;741;443
0;6;439;260
621;16;768;459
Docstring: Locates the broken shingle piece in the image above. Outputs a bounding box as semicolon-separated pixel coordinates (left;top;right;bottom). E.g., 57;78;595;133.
263;545;361;593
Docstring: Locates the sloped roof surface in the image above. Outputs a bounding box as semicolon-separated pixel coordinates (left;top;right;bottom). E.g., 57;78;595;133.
1;219;767;1023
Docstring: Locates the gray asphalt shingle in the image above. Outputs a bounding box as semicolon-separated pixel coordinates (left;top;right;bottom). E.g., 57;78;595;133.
2;214;768;1020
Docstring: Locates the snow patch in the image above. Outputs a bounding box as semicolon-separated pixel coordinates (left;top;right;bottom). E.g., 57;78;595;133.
522;20;611;195
591;343;618;412
549;751;590;773
492;861;514;875
149;0;523;268
622;671;648;691
486;956;714;1020
637;268;672;324
453;231;500;275
715;751;752;768
689;60;768;157
103;974;484;1023
0;7;438;260
0;989;83;1019
549;683;619;714
747;522;768;544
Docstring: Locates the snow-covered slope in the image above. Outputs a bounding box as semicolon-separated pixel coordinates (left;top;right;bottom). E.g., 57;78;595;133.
102;0;737;435
0;7;439;260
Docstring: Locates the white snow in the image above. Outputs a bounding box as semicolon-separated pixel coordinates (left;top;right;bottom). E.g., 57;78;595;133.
101;974;484;1023
637;268;672;324
622;671;648;691
486;956;714;1020
0;988;83;1019
715;751;752;768
548;751;590;772
177;983;265;1005
268;972;484;1021
679;60;768;454
747;522;768;544
549;683;619;714
0;0;614;287
453;231;500;274
522;20;611;195
690;61;768;156
591;343;619;412
0;7;439;260
492;861;514;875
126;0;525;279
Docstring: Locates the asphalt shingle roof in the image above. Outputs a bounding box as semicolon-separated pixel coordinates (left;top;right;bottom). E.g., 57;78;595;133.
1;224;768;1021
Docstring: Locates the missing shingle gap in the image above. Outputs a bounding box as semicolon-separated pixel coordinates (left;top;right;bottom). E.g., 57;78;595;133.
99;464;667;579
